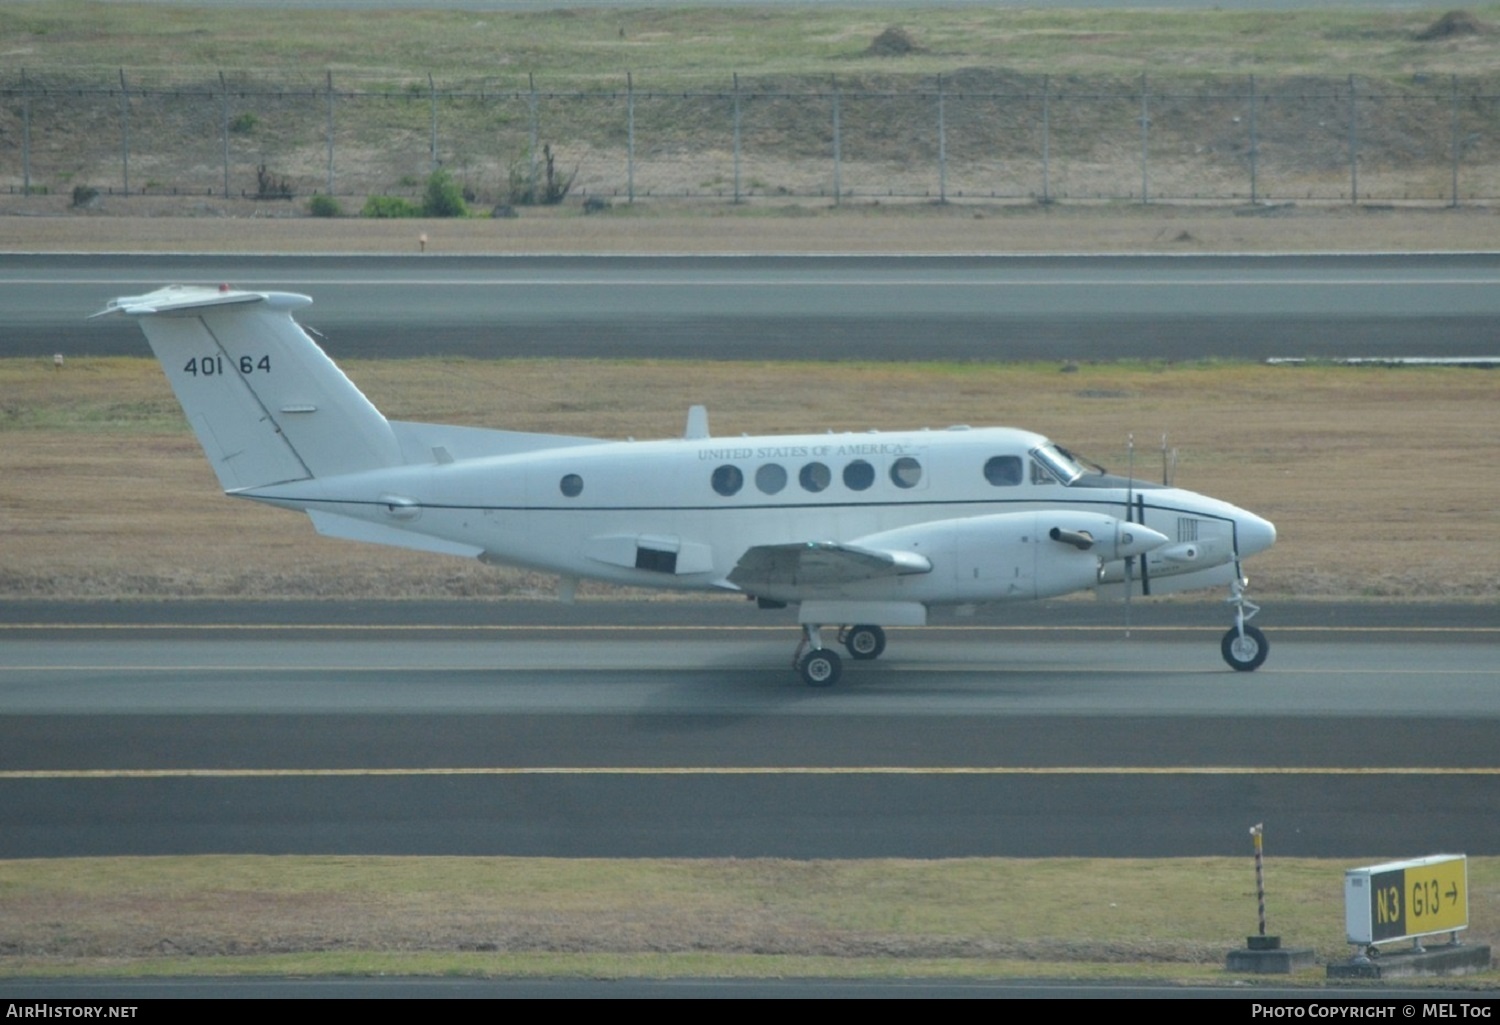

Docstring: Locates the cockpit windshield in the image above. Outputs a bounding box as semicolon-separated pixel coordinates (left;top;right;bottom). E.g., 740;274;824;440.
1030;443;1085;486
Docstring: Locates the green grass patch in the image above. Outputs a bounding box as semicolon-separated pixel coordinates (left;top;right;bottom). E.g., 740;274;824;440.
3;855;1497;981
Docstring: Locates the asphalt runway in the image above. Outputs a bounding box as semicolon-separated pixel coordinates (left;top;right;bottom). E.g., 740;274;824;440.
2;601;1496;860
10;253;1500;362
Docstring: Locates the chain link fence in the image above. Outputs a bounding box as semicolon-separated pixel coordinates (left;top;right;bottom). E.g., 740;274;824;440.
4;69;1497;206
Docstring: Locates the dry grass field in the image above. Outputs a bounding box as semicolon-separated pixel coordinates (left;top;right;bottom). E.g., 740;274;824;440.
3;199;1499;255
4;354;1497;602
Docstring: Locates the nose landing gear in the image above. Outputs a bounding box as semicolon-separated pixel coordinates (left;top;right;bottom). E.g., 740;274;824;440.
1222;579;1269;672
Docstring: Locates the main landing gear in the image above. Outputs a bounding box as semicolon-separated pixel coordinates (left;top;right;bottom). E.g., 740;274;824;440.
792;623;888;687
1221;578;1269;672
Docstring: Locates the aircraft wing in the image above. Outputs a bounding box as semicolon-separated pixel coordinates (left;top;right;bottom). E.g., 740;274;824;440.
727;541;931;592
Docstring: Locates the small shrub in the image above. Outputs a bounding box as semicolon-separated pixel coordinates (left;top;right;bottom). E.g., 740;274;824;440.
255;164;292;200
421;169;467;218
70;184;100;208
360;195;421;218
867;25;923;57
307;194;342;218
228;112;258;134
506;144;576;206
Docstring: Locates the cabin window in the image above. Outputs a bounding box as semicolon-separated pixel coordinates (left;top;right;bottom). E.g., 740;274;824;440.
756;463;788;495
890;456;922;489
559;473;583;497
799;461;831;493
843;459;875;491
983;455;1023;487
711;464;744;497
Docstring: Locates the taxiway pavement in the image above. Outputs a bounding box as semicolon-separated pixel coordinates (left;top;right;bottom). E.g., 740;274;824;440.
11;253;1500;362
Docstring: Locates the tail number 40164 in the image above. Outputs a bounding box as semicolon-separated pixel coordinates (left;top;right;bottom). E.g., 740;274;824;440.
184;355;271;377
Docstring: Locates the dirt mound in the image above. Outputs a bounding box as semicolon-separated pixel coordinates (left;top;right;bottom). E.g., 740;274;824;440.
1414;10;1487;40
866;25;923;57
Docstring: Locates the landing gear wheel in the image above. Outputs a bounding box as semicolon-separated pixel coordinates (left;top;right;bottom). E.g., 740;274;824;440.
1221;624;1269;672
798;648;842;688
842;624;886;661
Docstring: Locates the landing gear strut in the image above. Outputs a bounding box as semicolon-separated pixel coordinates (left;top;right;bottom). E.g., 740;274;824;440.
1221;578;1269;672
793;623;890;685
793;624;842;687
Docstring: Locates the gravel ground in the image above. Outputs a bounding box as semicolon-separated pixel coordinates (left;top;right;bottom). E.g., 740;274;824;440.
2;196;1497;255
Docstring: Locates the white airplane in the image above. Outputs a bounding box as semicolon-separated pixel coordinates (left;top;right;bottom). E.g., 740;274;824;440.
97;284;1277;687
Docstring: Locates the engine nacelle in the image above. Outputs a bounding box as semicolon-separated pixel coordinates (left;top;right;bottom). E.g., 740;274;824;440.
852;510;1164;604
1044;511;1169;563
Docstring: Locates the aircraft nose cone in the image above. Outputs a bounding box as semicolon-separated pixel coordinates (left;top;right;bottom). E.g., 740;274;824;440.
1237;512;1277;557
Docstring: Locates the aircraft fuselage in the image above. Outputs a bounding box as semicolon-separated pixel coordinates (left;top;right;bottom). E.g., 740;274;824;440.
243;425;1273;607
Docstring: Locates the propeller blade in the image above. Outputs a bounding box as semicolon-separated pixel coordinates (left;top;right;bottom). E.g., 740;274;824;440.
1124;435;1134;638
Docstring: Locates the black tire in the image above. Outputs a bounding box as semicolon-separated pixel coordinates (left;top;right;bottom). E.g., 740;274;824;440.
798;648;842;687
844;624;886;661
1221;624;1269;672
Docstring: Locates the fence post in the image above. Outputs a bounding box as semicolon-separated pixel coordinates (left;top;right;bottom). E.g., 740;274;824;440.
20;69;31;196
429;72;438;173
1041;74;1050;203
937;73;947;203
528;73;539;198
626;71;635;204
1449;73;1460;208
325;71;335;196
1248;74;1258;204
1348;73;1358;203
732;73;742;203
219;72;230;198
1139;71;1150;204
831;75;841;205
119;69;130;194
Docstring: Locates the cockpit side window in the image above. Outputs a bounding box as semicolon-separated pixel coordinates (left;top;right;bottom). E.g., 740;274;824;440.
1030;443;1084;486
983;455;1022;487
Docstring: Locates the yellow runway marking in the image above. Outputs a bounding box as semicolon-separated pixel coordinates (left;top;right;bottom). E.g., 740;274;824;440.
3;665;1496;675
3;766;1497;780
2;624;1495;635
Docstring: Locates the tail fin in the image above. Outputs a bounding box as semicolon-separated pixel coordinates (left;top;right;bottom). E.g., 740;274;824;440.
97;285;399;491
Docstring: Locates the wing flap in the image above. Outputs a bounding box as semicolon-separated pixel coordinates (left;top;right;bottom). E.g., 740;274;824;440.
728;541;931;593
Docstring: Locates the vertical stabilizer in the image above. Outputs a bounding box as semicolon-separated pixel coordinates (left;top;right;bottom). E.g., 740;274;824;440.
98;286;399;491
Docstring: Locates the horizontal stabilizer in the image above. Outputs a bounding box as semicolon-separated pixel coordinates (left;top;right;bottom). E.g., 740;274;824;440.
307;510;485;560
